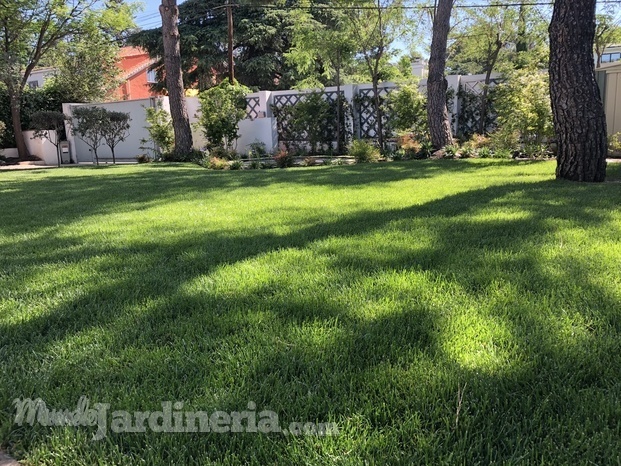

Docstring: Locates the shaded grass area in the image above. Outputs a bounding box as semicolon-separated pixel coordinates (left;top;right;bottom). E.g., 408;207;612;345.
1;160;621;464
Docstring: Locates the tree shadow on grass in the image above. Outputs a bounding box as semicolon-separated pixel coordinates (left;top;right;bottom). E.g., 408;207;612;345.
1;166;621;463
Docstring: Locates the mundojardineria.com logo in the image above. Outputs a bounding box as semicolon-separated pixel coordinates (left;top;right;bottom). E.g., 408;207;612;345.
13;396;339;441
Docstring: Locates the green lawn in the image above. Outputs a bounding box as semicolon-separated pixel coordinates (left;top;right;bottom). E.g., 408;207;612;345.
1;160;621;465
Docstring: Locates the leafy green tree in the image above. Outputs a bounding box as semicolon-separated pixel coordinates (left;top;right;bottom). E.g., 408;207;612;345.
594;13;621;68
341;0;409;150
102;111;131;164
72;106;108;165
492;69;553;150
143;101;175;156
0;0;134;159
30;110;68;167
286;2;356;153
198;81;250;149
129;0;301;91
447;2;548;134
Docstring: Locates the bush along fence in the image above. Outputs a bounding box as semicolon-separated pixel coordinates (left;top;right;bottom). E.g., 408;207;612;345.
240;74;504;156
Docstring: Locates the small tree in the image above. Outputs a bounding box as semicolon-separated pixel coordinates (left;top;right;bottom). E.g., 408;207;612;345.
198;81;250;150
493;69;553;152
102;111;131;164
142;102;174;158
30;111;68;167
72;106;108;165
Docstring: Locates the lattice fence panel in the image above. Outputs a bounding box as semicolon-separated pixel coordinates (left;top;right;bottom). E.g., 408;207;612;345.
245;96;260;120
272;91;342;146
457;78;503;137
355;86;396;140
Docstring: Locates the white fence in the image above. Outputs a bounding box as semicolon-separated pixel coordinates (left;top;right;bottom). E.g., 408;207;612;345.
3;73;499;165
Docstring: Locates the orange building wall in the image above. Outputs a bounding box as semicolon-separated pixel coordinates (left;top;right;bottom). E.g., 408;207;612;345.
114;47;160;101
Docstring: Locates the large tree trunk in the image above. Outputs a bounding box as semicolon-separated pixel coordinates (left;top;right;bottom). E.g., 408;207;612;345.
227;0;234;84
427;0;454;150
160;0;193;156
478;38;502;135
9;88;30;160
549;0;607;182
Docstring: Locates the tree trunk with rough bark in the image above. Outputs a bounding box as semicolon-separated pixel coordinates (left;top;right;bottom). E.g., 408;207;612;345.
9;88;29;159
160;0;193;156
227;0;234;84
549;0;607;182
427;0;454;150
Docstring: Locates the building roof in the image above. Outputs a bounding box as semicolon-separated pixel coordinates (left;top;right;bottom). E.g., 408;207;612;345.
118;46;149;58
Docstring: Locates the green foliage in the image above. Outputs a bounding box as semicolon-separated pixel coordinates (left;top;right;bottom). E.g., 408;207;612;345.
0;84;74;148
387;84;427;136
198;81;250;150
456;85;499;138
609;132;621;157
492;69;553;150
30;111;68;158
101;111;131;163
248;140;268;158
349;139;380;163
209;146;239;161
595;13;621;66
129;1;301;91
71;106;109;163
206;156;229;170
0;121;5;140
447;3;548;75
291;92;332;154
272;92;351;154
163;148;204;163
144;102;174;156
229;159;244;170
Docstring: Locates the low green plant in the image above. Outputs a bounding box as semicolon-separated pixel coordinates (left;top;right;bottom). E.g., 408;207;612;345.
210;146;238;161
136;154;151;164
163;148;204;163
494;148;513;159
609;132;621;157
229;159;244;170
460;145;477;159
444;144;461;159
478;147;493;159
349;140;380;163
248;140;268;158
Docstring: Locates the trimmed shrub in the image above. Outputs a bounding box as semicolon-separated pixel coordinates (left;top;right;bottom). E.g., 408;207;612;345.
198;81;250;150
349;140;380;163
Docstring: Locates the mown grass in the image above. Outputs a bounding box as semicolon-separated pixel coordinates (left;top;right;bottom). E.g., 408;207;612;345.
1;160;621;465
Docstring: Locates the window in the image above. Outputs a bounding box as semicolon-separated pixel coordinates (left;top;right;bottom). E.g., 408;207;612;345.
612;53;621;62
27;81;39;89
602;54;612;63
146;69;157;83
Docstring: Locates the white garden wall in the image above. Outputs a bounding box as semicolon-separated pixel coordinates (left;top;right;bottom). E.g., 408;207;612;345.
63;98;160;163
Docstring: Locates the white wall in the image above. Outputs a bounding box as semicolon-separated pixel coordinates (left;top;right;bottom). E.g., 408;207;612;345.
24;130;60;165
64;98;160;163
